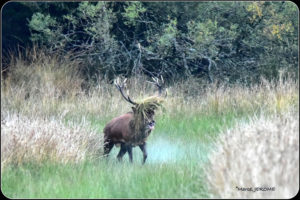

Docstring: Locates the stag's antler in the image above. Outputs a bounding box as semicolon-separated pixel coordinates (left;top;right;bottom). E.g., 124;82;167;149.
147;75;166;97
114;77;137;105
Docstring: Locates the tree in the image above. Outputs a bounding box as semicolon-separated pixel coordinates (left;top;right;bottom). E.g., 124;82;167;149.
3;1;298;83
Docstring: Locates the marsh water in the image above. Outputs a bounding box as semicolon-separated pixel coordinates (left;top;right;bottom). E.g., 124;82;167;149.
108;135;213;164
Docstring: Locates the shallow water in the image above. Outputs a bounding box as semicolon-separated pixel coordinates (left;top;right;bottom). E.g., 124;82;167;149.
147;137;183;163
108;135;212;164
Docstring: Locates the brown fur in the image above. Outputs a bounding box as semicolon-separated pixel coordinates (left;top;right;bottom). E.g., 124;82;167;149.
103;109;155;164
104;112;134;144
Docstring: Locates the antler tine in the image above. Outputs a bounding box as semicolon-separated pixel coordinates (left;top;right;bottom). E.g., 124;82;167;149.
160;75;164;84
114;77;137;105
149;76;164;96
122;78;127;86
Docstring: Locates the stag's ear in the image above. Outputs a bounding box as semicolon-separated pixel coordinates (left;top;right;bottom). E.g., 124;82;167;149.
131;106;137;113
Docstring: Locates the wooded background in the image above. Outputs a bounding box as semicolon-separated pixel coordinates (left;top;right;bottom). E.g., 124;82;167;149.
2;1;298;84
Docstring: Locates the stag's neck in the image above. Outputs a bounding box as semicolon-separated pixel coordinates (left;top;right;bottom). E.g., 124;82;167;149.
129;119;151;145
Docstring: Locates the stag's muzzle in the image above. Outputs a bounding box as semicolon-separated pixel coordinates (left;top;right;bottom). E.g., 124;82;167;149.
147;120;155;130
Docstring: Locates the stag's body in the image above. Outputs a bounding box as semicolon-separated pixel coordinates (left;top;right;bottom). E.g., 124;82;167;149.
103;111;153;163
104;112;153;145
104;112;134;144
103;77;163;164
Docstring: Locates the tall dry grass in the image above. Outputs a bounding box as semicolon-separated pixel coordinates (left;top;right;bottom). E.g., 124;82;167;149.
2;49;298;120
205;109;299;198
1;111;103;170
165;72;298;117
2;51;298;121
1;51;156;120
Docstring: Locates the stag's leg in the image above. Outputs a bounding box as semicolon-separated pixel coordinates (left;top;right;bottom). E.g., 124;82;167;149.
103;140;114;157
139;142;148;164
117;143;127;162
127;145;133;163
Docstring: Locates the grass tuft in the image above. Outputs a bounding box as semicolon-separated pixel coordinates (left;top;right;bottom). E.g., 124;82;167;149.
204;109;299;198
1;112;103;170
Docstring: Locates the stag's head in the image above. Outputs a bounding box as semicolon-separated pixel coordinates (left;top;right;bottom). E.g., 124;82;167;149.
114;77;165;130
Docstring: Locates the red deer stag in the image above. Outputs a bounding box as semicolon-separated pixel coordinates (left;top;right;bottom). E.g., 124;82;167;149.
103;77;164;164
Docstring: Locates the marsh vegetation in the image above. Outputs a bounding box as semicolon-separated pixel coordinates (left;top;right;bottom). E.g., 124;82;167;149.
1;51;298;198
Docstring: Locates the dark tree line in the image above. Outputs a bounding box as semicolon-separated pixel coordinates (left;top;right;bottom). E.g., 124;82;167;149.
2;1;298;84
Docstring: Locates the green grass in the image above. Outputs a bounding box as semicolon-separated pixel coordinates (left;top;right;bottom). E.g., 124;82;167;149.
156;111;245;141
2;160;209;198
